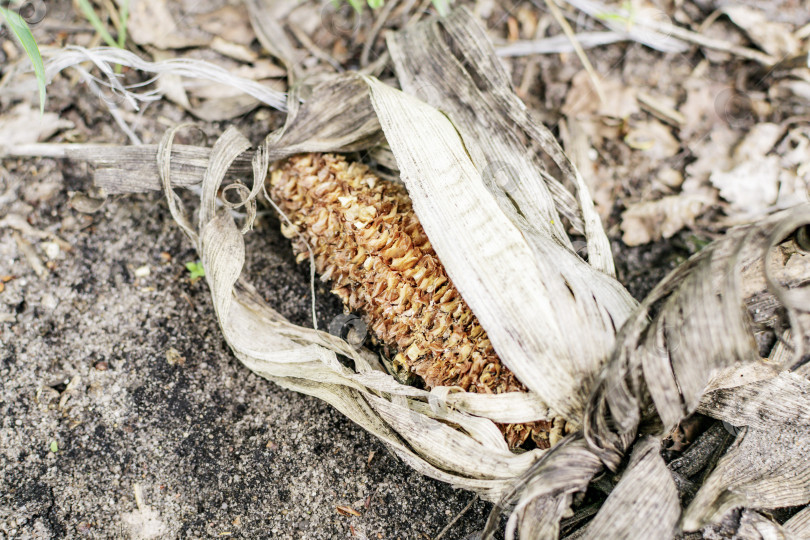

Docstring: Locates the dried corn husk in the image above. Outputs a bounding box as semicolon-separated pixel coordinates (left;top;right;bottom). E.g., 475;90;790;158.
14;6;810;539
46;64;616;505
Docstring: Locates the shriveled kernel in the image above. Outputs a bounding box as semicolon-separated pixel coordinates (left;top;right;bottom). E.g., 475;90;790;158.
268;153;554;449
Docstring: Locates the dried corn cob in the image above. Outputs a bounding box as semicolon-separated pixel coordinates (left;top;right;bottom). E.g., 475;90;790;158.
268;153;555;449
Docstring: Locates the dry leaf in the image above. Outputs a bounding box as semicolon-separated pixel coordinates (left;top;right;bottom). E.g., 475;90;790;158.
195;5;256;46
623;120;680;160
709;123;807;219
126;0;210;49
620;192;714;246
0;104;73;147
723;6;800;58
210;37;258;64
711;156;781;215
562;71;639;120
335;505;362;517
684;127;738;183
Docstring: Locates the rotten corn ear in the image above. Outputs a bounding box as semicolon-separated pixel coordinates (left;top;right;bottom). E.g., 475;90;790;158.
268;153;559;449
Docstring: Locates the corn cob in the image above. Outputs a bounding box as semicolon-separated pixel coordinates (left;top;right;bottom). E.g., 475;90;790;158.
268;153;555;449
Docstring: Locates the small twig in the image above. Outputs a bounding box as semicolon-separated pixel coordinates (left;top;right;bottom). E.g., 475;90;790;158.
543;0;605;105
407;0;434;27
40;23;97;34
12;231;47;278
694;10;778;66
653;16;776;65
637;92;686;127
358;49;390;77
133;483;144;511
396;0;419;26
361;0;400;67
696;8;724;35
497;31;626;57
561;0;776;65
517;15;551;98
100;0;122;34
2;214;72;251
0;173;19;207
288;22;344;72
434;495;478;540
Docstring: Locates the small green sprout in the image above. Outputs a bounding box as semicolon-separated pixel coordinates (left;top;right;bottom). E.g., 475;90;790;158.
185;261;205;281
686;234;711;253
0;4;46;113
595;1;638;29
76;0;129;48
49;440;58;453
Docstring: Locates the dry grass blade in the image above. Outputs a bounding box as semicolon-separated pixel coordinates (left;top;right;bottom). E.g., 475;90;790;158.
543;0;605;105
562;0;777;65
496;30;628;56
42;46;287;111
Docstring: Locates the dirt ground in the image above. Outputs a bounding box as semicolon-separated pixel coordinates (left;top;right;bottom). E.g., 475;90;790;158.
1;0;809;538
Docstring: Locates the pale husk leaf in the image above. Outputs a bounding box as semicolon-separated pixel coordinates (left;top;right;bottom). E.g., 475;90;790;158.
784;506;810;536
577;438;679;540
735;510;790;540
682;425;810;531
366;76;621;421
681;361;810;531
381;9;638;420
583;207;810;469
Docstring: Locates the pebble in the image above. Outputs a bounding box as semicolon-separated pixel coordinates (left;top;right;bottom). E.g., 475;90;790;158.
42;242;60;260
41;293;58;311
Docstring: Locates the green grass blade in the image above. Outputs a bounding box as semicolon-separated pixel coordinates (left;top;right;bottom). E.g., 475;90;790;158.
0;6;47;114
117;0;129;48
432;0;450;16
76;0;118;48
